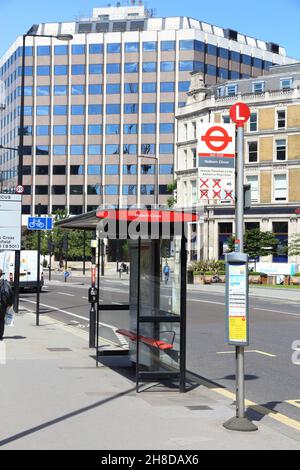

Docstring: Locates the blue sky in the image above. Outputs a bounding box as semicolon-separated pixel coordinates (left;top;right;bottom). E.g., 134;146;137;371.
0;0;299;59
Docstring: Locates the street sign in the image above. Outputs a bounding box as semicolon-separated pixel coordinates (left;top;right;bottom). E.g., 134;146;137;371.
230;102;251;127
0;194;22;250
15;185;24;194
198;123;236;202
27;217;53;231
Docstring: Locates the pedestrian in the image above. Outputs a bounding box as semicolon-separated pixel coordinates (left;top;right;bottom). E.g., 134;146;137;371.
163;263;170;285
0;269;14;341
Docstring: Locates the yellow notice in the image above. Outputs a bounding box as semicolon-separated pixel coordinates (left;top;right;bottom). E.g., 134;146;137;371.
229;317;247;342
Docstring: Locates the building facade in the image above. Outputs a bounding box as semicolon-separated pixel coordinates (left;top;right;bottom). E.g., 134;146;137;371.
176;64;300;264
0;3;296;217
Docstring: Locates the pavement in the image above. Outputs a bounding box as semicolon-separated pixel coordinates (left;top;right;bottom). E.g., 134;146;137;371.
1;308;300;449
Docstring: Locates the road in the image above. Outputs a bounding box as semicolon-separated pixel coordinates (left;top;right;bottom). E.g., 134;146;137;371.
19;273;300;425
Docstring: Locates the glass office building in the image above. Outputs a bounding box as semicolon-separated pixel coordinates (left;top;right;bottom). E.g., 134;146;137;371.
0;4;296;215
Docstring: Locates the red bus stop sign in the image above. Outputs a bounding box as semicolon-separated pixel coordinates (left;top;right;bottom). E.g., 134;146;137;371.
230;102;251;127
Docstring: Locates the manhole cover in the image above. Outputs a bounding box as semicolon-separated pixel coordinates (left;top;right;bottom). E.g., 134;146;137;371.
47;348;72;352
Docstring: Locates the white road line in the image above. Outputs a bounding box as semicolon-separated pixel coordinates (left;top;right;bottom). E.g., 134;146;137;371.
189;298;224;306
216;349;277;358
253;307;300;317
82;297;88;300
57;292;75;297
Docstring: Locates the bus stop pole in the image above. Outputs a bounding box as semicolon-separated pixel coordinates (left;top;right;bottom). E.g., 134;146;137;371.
89;240;97;348
36;203;41;326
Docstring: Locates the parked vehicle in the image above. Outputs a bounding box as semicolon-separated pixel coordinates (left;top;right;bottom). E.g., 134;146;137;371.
0;250;44;292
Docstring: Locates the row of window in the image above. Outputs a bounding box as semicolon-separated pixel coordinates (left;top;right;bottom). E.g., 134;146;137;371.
222;109;287;132
246;174;288;202
20;102;178;115
22;143;174;155
22;184;169;196
247;138;288;163
218;77;293;97
22;164;173;176
21;81;190;96
26;123;174;136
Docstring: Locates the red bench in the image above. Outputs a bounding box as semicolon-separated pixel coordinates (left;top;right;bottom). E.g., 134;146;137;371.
116;329;173;351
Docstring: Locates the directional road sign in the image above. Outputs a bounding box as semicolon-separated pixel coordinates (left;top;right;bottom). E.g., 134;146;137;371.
27;217;53;231
0;194;22;250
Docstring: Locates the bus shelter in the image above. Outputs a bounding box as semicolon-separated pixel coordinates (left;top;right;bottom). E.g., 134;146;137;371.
57;207;199;392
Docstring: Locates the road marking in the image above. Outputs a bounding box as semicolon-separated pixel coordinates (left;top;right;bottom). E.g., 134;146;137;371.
216;349;277;358
57;292;75;297
195;376;300;432
253;307;300;317
82;297;88;300
189;299;225;306
286;400;300;409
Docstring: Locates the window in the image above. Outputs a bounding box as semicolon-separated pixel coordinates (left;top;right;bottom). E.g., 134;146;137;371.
54;85;67;95
89;64;103;74
23;86;33;96
143;42;157;52
161;41;175;51
206;44;217;56
125;42;139;53
142;62;156;73
71;125;84;135
179;61;204;72
192;148;197;168
88;145;102;155
54;105;67;115
106;124;120;134
37;46;50;56
142;103;156;113
35;186;48;195
141;124;156;134
123;62;138;74
160;61;175;72
106;63;120;74
87;185;101;195
35;166;48;175
141;184;154;195
280;78;293;91
88;165;101;175
252;81;265;93
89;44;103;54
159;143;174;154
142;83;156;93
70;186;83;195
123;185;137;196
88;104;102;115
55;45;68;55
160;102;174;113
141;164;154;175
72;64;85;75
124;124;137;134
78;23;92;33
72;45;85;55
160;164;173;175
53;166;66;175
249;113;257;132
241;54;251;65
37;86;50;96
88;125;102;135
124;103;138;114
178;81;190;92
54;65;67;75
106;144;120;155
70;145;84;155
274;174;287;201
252;57;263;69
53;126;67;135
71;105;84;115
206;64;217;76
37;66;50;76
277;110;286;129
179;40;194;50
228;70;238;80
160;82;175;92
106;83;121;94
37;106;50;116
160;123;174;134
52;186;66;195
105;165;119;175
107;43;121;53
53;145;66;156
123;144;137;155
89;84;102;95
219;47;229;60
276;139;286;161
124;83;138;93
36;146;49;155
222;115;230;124
123;164;137;175
246;175;259;202
105;185;118;195
141;144;155;154
71;84;85;95
36;126;49;136
226;84;237;96
272;221;288;263
248;142;258;162
106;104;120;114
70;165;84;175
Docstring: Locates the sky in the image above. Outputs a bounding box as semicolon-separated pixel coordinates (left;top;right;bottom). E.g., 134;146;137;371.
0;0;299;59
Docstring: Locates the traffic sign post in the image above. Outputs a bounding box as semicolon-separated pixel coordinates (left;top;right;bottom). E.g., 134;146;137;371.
223;103;258;432
197;124;236;203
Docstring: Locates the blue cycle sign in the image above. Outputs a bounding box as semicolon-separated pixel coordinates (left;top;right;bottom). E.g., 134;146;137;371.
27;217;53;231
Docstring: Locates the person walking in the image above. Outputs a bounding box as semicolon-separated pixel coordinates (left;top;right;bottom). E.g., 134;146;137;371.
163;263;170;285
0;269;14;341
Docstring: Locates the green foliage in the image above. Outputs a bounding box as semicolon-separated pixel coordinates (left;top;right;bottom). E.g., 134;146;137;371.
227;229;278;259
166;181;177;208
189;259;225;275
287;235;300;257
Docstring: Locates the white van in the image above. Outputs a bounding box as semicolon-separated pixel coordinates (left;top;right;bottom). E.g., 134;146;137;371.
0;250;44;291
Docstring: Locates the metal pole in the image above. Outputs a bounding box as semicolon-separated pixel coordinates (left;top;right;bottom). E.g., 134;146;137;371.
13;34;26;314
101;240;105;277
89;241;97;348
155;156;159;207
36;203;41;326
83;230;86;276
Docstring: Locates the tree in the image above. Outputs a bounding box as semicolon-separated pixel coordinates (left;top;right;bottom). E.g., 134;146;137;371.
166;181;177;208
228;229;278;259
287;234;300;257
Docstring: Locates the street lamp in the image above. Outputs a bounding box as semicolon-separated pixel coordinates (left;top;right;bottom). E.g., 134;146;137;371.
13;25;73;313
137;155;159;207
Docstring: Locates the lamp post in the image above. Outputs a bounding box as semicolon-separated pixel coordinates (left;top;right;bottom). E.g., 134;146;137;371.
13;25;73;313
137;155;159;207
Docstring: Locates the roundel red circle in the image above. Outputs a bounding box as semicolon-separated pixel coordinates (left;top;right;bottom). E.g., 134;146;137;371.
201;126;232;152
15;185;24;194
230;102;251;126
